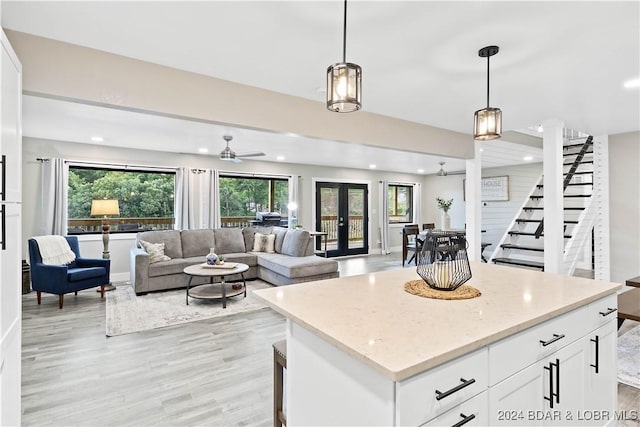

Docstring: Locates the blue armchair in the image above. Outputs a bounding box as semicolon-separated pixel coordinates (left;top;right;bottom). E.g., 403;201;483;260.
28;236;111;309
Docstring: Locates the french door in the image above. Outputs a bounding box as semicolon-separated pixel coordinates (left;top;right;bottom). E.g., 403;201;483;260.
315;182;368;257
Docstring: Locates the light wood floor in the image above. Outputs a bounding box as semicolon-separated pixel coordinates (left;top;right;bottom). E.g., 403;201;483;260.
22;253;639;426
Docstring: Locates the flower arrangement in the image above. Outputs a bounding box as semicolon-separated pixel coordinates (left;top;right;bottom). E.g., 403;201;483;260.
436;197;453;213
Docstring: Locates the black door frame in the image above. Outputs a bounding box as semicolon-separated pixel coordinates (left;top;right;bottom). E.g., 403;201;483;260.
315;181;368;257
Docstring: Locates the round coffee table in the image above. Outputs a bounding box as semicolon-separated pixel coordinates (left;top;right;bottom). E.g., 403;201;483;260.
184;263;249;308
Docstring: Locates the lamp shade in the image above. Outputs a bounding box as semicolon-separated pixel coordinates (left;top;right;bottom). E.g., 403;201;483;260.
91;199;120;216
327;62;362;113
474;107;502;140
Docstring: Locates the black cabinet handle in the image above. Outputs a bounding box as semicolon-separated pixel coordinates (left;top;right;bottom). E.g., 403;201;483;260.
543;359;560;408
0;205;5;251
599;308;617;317
544;362;554;408
435;378;476;401
590;335;599;373
0;155;5;201
452;413;476;427
555;358;560;404
540;333;565;347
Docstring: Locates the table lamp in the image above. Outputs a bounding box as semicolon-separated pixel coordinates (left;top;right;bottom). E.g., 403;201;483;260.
91;199;119;291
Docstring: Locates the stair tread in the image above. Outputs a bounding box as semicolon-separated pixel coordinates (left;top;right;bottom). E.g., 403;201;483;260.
537;183;593;187
492;258;545;269
564;141;593;149
563;160;594;166
563;151;593;157
508;231;571;238
523;207;585;210
501;244;544;252
530;194;591;199
564;171;593;175
515;219;579;224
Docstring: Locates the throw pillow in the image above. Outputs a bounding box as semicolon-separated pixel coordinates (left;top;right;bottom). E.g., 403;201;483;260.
253;233;276;253
139;240;171;263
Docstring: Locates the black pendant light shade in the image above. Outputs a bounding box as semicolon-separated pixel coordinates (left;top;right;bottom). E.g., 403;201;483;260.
327;0;362;113
474;45;502;140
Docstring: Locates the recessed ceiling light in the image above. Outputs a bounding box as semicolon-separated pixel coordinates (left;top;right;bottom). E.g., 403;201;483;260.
417;169;425;174
479;148;484;152
369;164;376;169
623;78;640;89
276;155;285;161
91;136;103;142
523;155;534;161
198;148;208;153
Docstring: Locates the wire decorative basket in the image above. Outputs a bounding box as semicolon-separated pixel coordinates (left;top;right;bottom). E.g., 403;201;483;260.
416;231;472;291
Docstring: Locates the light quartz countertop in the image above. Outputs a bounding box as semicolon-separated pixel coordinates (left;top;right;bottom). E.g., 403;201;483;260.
253;262;621;381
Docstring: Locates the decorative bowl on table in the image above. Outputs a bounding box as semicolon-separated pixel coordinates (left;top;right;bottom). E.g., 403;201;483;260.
416;231;472;291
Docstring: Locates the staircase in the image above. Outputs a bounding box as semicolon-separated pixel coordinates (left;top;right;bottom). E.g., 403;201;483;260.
490;136;595;272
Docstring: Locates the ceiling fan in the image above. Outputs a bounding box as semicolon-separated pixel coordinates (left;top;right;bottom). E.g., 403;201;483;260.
436;161;465;176
219;135;265;163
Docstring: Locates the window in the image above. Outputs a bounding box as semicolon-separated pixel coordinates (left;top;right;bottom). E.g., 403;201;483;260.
67;166;176;234
388;184;413;223
219;175;288;227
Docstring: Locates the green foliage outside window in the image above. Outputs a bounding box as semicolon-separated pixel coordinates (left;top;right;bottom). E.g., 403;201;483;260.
68;168;175;219
219;176;288;217
388;184;413;223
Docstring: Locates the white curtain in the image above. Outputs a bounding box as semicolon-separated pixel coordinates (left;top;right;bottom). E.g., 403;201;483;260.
202;169;221;229
413;182;422;227
379;180;390;254
288;175;300;228
40;158;68;235
174;167;196;230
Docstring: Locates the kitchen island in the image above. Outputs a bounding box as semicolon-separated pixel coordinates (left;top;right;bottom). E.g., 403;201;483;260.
254;262;621;426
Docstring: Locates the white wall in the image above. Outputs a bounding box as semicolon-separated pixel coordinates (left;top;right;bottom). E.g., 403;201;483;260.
480;163;543;256
422;174;466;230
608;131;640;283
23;137;423;280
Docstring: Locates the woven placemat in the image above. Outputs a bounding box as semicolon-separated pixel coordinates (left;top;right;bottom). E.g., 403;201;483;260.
404;280;481;300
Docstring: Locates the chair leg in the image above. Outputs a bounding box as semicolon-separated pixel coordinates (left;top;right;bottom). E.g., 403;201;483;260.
100;285;105;298
59;294;64;309
36;291;41;305
75;291;78;296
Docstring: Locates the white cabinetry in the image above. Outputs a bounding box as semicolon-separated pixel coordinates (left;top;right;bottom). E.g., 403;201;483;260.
0;28;22;426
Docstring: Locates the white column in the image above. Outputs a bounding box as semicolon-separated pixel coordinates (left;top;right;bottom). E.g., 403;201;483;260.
465;142;482;262
593;135;610;281
542;119;565;274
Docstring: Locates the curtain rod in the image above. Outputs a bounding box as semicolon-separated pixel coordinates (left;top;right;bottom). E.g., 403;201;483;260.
37;157;178;172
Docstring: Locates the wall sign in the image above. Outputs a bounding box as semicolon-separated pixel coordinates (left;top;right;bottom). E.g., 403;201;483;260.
463;176;509;201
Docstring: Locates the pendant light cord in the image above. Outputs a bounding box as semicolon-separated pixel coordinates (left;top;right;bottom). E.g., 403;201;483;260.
342;0;348;63
486;55;490;108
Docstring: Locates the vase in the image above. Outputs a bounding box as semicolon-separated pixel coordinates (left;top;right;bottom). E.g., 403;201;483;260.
206;248;218;265
440;212;451;230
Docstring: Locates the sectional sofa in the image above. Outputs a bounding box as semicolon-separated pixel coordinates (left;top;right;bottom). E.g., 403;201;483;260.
130;226;339;294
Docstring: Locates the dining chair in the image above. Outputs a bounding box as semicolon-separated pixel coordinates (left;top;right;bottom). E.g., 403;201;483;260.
402;224;422;266
422;223;435;231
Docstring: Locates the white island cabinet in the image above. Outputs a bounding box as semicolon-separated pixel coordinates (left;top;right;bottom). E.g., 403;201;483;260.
254;263;620;426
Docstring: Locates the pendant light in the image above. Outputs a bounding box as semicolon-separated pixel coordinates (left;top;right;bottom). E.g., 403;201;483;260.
474;45;502;140
327;0;362;113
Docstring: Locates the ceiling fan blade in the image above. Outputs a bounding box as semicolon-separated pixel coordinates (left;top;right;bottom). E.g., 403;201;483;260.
236;151;265;158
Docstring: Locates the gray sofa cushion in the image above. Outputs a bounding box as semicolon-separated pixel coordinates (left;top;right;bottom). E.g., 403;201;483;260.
217;252;258;266
137;230;183;259
255;253;338;279
181;229;215;258
213;228;246;254
273;227;288;253
148;257;194;278
281;229;310;257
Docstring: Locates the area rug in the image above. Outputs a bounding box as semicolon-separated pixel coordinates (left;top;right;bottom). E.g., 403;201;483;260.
106;281;272;337
618;324;640;389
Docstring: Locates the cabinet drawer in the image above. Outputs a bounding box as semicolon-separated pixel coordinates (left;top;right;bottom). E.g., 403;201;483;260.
422;391;488;427
489;305;588;385
396;348;488;426
585;293;618;332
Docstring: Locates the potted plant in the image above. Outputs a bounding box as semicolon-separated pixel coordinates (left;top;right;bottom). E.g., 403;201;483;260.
436;197;453;230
